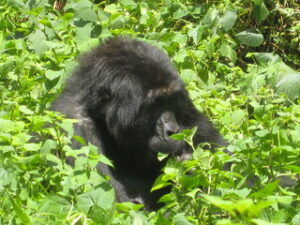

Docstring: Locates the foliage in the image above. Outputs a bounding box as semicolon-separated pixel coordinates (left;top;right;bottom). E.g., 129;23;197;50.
0;0;299;224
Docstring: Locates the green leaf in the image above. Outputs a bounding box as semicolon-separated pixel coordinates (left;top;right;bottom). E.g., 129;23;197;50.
252;0;263;5
90;184;115;209
45;70;62;81
251;219;285;225
253;2;269;22
231;109;246;125
28;29;49;54
219;43;237;63
131;211;149;225
252;53;281;65
250;181;279;198
0;119;19;132
23;143;41;151
98;153;114;167
77;8;98;22
19;105;34;115
173;213;194;225
197;66;209;83
235;30;264;47
75;23;94;44
119;0;137;9
292;213;300;225
41;139;57;154
10;197;31;224
220;10;237;31
60;119;75;136
180;69;199;83
276;73;300;101
285;165;300;173
77;192;94;213
267;195;293;206
39;195;71;215
115;202;144;212
12;133;32;146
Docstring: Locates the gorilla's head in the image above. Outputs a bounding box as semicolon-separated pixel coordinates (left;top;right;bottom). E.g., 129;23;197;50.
77;37;198;157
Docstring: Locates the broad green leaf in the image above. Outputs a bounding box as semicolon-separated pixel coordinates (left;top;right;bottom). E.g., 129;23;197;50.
252;0;263;5
151;174;171;192
61;12;74;21
250;181;279;198
173;213;194;225
77;8;97;22
285;165;300;173
219;188;251;199
292;213;300;225
267;195;293;207
0;119;16;132
276;73;300;101
197;67;208;84
253;3;269;21
173;9;189;20
115;202;144;212
45;154;63;169
251;219;285;225
19;105;34;115
23;143;41;151
45;70;62;81
12;133;32;146
180;69;199;84
119;0;137;8
0;132;11;144
28;29;49;54
90;185;115;209
172;33;188;44
236;30;264;47
77;192;94;213
10;197;31;224
231;109;246;125
77;38;99;53
41;139;57;154
60;119;75;136
131;211;148;225
220;10;237;31
98;153;114;167
202;195;235;211
75;23;94;44
72;0;93;9
39;195;70;214
252;52;281;65
219;43;237;63
255;129;269;137
205;39;215;57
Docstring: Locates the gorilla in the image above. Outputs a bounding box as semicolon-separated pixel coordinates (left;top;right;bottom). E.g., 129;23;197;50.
52;37;226;210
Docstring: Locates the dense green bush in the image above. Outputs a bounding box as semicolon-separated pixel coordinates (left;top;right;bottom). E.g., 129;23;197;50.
0;0;299;224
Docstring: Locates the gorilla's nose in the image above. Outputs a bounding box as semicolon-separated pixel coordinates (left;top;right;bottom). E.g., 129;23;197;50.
165;124;180;137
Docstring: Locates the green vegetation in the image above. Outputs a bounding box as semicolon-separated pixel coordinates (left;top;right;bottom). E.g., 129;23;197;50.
0;0;299;224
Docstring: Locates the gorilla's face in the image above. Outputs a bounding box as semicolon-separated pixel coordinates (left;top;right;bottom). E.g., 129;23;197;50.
100;83;188;156
148;111;186;154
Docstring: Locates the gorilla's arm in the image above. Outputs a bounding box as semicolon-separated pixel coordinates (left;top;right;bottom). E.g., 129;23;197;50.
193;113;228;148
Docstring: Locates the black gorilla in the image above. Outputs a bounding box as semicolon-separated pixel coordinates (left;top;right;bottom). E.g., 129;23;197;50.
52;37;226;210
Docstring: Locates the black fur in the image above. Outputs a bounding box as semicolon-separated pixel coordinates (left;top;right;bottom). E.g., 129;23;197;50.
52;37;226;210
